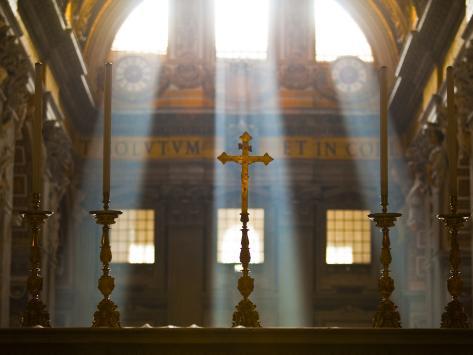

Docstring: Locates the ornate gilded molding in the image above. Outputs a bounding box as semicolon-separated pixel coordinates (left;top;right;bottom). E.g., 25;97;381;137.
65;0;102;45
107;53;377;112
374;0;413;48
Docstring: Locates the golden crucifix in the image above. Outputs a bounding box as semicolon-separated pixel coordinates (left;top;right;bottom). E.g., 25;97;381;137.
217;131;273;327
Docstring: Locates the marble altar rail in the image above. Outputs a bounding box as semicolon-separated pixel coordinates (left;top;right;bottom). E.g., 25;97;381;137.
0;328;472;355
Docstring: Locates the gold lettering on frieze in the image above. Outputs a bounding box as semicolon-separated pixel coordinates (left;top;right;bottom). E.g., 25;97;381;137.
262;137;400;160
73;136;400;160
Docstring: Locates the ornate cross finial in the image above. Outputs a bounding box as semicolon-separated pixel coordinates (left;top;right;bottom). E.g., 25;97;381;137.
217;132;273;327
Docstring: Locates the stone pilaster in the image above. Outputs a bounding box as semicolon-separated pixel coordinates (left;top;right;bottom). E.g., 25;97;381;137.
0;13;30;326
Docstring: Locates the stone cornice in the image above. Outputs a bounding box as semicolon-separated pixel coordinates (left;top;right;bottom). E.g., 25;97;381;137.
18;0;96;135
390;0;465;134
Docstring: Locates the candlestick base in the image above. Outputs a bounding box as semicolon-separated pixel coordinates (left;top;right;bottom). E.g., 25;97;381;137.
21;298;50;328
233;297;261;328
437;212;470;328
441;299;470;328
93;298;121;328
372;299;401;328
89;209;122;328
368;212;402;328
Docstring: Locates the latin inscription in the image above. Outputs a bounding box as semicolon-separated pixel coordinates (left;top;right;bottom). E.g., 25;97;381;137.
76;136;400;160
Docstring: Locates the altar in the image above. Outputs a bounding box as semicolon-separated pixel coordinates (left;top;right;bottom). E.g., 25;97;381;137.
0;328;472;355
2;0;473;342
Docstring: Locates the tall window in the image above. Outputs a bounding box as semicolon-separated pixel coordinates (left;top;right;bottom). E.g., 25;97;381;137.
214;0;269;59
326;209;371;264
217;208;264;264
111;0;169;54
314;0;373;62
112;209;155;264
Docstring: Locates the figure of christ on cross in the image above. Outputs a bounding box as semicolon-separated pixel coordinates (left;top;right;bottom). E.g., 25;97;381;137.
217;131;273;327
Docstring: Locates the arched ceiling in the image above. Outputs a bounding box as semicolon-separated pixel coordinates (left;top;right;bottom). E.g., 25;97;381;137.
64;0;417;65
63;0;418;105
64;0;141;46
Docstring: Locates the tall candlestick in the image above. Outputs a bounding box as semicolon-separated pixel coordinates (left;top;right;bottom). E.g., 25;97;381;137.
103;63;112;207
369;66;402;328
379;66;388;210
32;62;43;197
446;66;457;200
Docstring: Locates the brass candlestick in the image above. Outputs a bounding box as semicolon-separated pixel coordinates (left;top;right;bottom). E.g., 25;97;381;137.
217;132;273;327
19;193;52;327
89;198;122;328
437;196;470;328
368;206;402;328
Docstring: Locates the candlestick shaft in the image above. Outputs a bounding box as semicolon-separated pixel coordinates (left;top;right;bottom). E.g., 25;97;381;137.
447;66;457;199
103;63;112;206
32;63;43;196
379;67;388;210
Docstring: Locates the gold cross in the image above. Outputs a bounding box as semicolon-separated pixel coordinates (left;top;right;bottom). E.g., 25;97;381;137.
217;132;273;214
217;131;272;327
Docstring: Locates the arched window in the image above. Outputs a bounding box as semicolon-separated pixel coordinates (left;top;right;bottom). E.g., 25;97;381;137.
314;0;373;62
111;0;169;54
214;0;269;59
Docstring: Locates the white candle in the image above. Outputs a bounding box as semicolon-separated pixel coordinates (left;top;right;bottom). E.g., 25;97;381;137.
32;62;43;195
103;63;112;202
447;66;457;198
379;66;388;208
